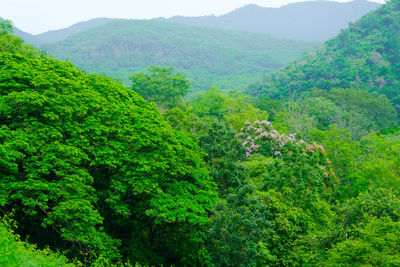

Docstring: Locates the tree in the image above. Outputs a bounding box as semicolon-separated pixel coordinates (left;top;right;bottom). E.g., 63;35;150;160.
130;66;190;110
325;217;400;266
0;19;12;33
0;51;217;264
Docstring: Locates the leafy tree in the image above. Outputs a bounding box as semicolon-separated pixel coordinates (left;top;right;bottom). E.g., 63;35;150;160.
313;88;397;139
325;216;400;266
0;19;12;33
191;87;231;118
310;125;362;198
198;120;246;196
0;48;217;264
130;66;189;110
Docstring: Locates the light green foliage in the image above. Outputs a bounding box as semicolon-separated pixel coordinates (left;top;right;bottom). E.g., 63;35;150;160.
0;30;44;58
325;217;400;266
311;126;400;198
273;99;316;139
130;66;189;110
274;88;397;140
225;104;268;132
310;125;362;198
303;97;343;130
0;220;73;267
357;131;400;191
306;188;400;265
163;106;203;134
0;19;13;33
191;87;232;118
190;88;267;129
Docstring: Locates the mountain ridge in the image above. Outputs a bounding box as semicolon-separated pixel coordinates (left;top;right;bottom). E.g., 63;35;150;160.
10;0;380;45
40;19;317;92
165;0;381;41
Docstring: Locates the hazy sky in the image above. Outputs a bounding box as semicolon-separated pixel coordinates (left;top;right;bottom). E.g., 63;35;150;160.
1;0;385;34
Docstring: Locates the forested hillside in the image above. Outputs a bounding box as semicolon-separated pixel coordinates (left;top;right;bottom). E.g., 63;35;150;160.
1;0;400;266
40;19;316;92
167;0;380;41
250;0;400;113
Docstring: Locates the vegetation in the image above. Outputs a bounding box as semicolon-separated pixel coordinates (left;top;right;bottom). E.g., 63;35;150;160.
0;31;217;265
40;19;316;92
1;0;400;265
249;0;400;114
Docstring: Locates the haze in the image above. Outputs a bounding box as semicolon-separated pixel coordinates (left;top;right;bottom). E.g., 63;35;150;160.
1;0;385;34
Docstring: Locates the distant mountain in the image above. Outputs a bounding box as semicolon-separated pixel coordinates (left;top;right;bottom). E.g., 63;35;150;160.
10;27;37;45
11;18;114;46
165;0;381;41
250;0;400;112
33;18;113;45
41;20;317;92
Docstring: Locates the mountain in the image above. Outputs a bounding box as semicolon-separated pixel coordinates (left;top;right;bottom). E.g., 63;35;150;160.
166;0;381;41
250;0;400;112
10;27;37;45
41;19;317;92
10;18;113;46
33;18;113;45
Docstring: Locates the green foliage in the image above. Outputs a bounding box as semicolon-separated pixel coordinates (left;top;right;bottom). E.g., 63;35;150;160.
190;87;232;118
0;38;217;264
2;1;400;265
198;120;246;196
252;0;400;114
208;121;337;266
0;220;73;267
357;131;400;192
225;104;268;132
311;126;400;199
0;31;44;58
0;19;13;33
130;66;189;110
41;19;316;92
325;216;400;266
313;88;397;138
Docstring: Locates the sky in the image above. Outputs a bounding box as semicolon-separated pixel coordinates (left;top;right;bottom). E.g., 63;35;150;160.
1;0;385;34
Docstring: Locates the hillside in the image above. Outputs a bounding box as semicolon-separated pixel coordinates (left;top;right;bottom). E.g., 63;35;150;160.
166;0;381;41
250;0;400;113
41;19;316;92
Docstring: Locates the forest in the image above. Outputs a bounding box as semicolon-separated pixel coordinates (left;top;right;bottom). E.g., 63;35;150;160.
40;19;316;93
0;0;400;266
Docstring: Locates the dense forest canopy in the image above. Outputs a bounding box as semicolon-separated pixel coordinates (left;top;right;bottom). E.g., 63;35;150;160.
1;0;400;266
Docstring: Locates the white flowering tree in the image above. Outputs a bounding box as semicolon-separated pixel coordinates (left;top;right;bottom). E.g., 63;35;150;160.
237;120;338;203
